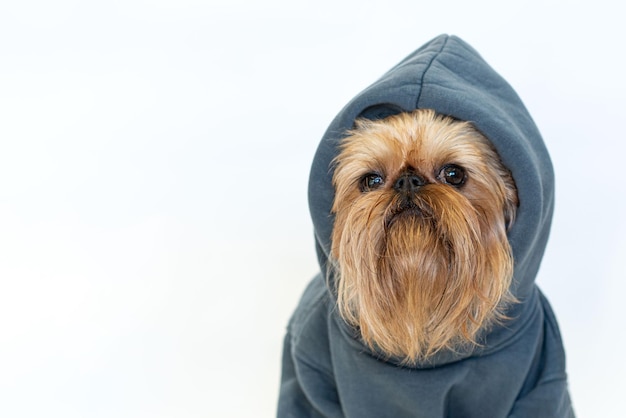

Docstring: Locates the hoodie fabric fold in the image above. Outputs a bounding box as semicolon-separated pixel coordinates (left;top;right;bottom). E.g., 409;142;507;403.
278;34;574;418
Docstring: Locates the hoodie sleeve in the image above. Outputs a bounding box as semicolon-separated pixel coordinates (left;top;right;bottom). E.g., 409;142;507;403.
278;276;344;418
509;380;574;418
278;333;343;418
278;334;328;418
509;292;575;418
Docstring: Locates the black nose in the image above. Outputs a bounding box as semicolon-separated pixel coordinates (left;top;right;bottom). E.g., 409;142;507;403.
394;173;426;193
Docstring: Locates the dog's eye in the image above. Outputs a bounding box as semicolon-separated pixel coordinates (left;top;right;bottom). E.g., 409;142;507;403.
438;165;466;187
360;173;385;192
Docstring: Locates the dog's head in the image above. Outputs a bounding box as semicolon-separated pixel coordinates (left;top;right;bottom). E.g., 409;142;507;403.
330;109;518;363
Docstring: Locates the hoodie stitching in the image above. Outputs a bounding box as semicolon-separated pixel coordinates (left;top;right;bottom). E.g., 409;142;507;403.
415;35;450;108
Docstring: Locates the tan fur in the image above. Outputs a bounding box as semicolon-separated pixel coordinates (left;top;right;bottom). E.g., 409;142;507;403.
331;109;518;364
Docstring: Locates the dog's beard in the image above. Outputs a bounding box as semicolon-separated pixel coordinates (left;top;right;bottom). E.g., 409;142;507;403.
333;187;514;363
330;109;517;364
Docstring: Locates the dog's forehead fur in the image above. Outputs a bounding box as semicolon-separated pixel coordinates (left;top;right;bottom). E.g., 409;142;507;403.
334;110;496;186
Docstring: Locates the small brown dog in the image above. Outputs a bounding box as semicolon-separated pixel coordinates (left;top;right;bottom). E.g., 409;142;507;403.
330;109;518;364
279;35;573;418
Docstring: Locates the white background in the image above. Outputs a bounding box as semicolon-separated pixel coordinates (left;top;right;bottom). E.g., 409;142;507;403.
0;1;623;417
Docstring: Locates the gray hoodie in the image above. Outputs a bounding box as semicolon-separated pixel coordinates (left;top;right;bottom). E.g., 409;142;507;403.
278;34;574;418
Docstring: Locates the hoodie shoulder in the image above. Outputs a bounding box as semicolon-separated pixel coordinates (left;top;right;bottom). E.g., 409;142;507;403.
286;274;333;364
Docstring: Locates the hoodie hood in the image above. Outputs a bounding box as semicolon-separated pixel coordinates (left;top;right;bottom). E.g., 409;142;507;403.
309;34;553;303
308;34;555;365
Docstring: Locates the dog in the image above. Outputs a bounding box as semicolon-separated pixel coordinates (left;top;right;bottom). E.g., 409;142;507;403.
330;108;518;364
278;35;574;417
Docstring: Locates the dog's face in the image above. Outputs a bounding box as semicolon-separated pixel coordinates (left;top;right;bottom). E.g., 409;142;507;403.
331;109;518;364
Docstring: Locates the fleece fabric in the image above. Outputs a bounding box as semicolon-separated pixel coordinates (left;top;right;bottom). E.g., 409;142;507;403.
278;34;574;418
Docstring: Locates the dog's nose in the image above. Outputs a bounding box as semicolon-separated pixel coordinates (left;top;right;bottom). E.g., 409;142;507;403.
394;173;426;193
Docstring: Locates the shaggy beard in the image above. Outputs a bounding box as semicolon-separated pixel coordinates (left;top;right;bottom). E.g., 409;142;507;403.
333;188;515;365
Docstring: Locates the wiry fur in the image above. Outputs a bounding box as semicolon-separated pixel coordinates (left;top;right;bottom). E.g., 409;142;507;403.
331;109;518;364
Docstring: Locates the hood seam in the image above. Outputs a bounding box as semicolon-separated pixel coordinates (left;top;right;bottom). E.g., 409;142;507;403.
415;35;450;109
